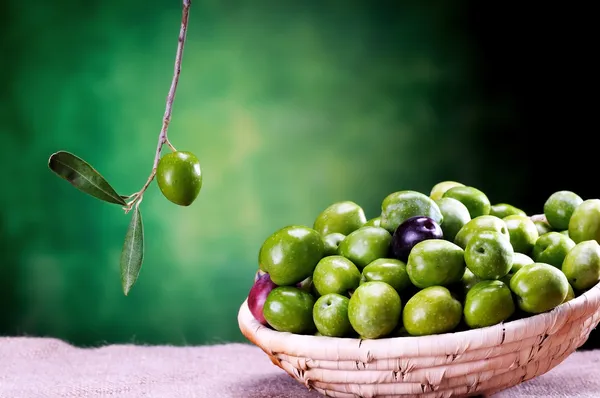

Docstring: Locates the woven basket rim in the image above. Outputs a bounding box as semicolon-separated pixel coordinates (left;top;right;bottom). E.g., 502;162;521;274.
238;281;600;359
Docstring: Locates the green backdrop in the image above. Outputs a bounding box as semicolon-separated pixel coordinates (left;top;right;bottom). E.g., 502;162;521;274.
1;0;597;347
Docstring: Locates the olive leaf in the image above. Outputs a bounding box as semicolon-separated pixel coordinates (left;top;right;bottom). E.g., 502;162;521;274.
48;151;127;206
120;205;144;295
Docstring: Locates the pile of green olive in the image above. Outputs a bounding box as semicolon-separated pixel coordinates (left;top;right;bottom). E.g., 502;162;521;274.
247;182;600;339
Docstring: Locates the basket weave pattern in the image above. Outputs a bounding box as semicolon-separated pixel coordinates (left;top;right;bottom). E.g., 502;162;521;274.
238;282;600;398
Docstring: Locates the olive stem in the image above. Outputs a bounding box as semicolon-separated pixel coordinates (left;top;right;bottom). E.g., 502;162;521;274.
123;0;191;214
166;139;177;152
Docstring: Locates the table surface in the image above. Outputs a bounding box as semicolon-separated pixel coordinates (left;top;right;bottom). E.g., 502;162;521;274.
0;337;598;397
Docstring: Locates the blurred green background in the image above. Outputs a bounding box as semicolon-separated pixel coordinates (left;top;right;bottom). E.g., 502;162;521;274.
1;0;597;347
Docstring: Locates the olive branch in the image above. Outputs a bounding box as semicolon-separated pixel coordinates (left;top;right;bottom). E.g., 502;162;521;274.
48;0;193;295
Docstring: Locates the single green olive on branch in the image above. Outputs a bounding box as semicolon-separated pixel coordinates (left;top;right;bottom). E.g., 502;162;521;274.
157;151;202;207
47;0;197;296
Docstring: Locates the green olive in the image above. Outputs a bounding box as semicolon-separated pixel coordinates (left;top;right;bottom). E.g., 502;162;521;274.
402;286;462;336
156;151;202;206
463;280;515;328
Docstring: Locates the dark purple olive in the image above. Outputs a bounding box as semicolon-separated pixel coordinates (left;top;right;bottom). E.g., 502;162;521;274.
254;269;267;282
391;216;443;262
248;273;278;325
296;276;313;292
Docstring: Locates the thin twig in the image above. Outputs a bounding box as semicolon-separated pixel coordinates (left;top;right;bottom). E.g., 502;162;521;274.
124;0;191;213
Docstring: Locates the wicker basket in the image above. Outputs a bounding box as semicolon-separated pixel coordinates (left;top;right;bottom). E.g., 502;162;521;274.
238;281;600;398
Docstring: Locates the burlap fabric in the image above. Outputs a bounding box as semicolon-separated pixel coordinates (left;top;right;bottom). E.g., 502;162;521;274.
0;337;598;397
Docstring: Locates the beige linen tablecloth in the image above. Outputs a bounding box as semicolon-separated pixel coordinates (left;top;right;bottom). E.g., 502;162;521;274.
0;337;598;397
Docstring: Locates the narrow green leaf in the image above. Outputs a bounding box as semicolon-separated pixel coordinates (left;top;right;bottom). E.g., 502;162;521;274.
48;151;127;205
120;206;144;295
